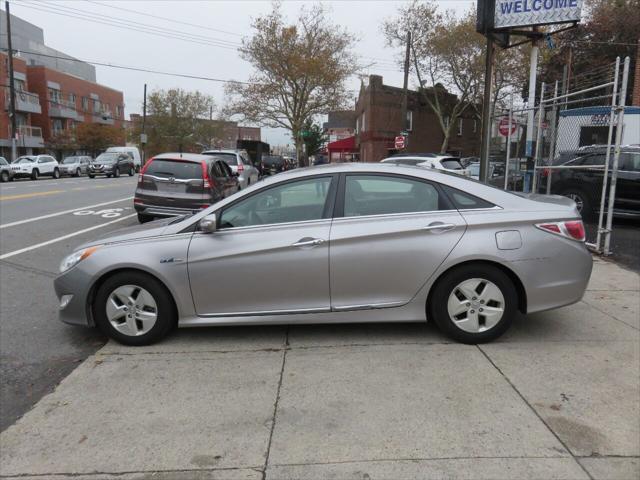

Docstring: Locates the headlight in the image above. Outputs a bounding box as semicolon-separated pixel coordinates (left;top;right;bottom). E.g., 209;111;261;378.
59;246;100;273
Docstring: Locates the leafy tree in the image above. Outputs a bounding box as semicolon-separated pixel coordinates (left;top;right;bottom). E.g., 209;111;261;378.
140;88;223;157
75;123;123;156
301;119;327;156
225;3;358;166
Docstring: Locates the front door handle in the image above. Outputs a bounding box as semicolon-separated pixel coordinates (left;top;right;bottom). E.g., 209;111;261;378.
423;222;456;233
292;237;325;248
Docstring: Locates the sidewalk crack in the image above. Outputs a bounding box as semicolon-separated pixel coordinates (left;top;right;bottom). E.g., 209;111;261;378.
477;345;595;480
262;326;289;480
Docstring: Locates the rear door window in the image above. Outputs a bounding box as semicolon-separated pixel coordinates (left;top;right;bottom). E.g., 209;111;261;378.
621;153;640;172
145;160;202;179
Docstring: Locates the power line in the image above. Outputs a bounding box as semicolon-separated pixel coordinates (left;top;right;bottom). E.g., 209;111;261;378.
84;0;243;38
11;0;240;50
0;47;255;85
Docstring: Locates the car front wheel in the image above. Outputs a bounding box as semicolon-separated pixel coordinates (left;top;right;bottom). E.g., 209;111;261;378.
0;171;8;182
93;272;176;346
429;264;517;344
31;169;39;180
52;168;60;179
128;166;134;176
560;188;593;220
114;167;120;178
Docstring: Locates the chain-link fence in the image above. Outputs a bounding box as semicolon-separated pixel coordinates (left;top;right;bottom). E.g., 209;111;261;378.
486;56;632;255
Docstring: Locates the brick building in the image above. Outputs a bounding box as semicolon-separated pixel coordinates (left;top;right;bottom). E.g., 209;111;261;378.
354;75;480;162
323;110;356;143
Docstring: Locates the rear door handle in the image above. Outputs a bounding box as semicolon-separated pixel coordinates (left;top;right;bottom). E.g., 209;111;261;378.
292;238;325;247
423;222;456;233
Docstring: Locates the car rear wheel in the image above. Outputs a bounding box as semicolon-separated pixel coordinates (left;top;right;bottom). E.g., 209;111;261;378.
429;264;517;344
560;188;593;220
137;213;153;224
128;166;134;176
88;174;95;179
75;168;81;177
52;168;60;179
93;272;176;346
31;169;39;180
114;167;120;178
0;171;8;182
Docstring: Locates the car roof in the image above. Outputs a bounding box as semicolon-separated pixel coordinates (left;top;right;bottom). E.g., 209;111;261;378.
153;152;222;163
201;149;239;155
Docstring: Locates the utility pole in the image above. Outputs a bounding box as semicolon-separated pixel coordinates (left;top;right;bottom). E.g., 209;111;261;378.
400;30;411;147
141;83;147;164
524;27;540;192
479;35;495;183
5;1;17;162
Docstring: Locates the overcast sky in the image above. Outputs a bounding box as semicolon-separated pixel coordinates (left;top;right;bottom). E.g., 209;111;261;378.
7;0;473;146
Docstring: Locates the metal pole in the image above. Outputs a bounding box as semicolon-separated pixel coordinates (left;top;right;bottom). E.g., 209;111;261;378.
545;80;559;194
531;82;545;193
400;30;411;147
504;93;513;190
595;57;620;253
603;56;630;256
524;33;539;191
141;83;147;164
479;36;495;183
5;1;17;162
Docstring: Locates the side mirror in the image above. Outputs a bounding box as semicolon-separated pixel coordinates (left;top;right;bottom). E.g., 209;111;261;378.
199;214;217;234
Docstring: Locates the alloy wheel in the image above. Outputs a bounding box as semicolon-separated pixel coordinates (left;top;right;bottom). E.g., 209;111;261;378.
565;193;584;213
106;285;158;337
446;278;505;333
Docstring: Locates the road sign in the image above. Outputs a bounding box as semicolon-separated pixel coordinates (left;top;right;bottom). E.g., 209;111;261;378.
494;0;582;29
394;135;405;149
140;133;148;144
498;117;517;136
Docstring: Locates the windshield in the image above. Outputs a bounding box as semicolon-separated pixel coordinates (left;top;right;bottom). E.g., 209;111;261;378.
14;157;34;164
63;157;81;164
440;158;464;170
0;158;7;165
203;152;237;165
95;153;119;163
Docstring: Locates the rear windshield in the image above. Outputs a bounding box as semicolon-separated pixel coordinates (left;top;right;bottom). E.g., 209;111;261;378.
146;159;203;179
203;152;237;165
440;158;464;170
263;156;284;165
63;157;81;164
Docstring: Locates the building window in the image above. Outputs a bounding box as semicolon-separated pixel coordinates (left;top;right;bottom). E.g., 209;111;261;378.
406;111;413;132
93;98;101;112
473;119;477;133
457;118;463;136
48;88;61;103
82;97;89;111
116;105;122;118
69;93;76;104
52;118;64;136
361;113;366;133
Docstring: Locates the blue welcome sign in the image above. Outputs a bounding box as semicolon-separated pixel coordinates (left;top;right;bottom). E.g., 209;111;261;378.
494;0;582;28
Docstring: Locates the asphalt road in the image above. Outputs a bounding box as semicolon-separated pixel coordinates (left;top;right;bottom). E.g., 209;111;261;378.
0;174;139;431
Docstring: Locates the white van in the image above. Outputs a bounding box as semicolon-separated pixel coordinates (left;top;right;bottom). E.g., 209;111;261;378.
106;147;141;172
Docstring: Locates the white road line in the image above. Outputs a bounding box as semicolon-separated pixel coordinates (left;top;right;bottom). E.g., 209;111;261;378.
0;213;137;260
0;196;133;229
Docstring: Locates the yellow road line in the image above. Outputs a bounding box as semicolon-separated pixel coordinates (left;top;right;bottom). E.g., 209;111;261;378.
0;190;64;201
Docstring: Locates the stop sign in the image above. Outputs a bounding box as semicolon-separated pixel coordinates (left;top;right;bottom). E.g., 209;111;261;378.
498;117;517;136
394;135;405;149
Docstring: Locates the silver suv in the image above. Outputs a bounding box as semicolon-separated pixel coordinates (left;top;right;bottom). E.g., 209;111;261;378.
201;149;259;189
60;156;92;176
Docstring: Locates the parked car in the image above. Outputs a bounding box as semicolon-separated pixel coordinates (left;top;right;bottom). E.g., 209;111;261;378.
201;149;259;189
134;153;240;223
382;155;470;176
106;146;142;172
56;163;592;346
381;157;429;167
88;152;135;178
540;146;640;219
468;161;524;191
0;157;15;182
261;155;288;176
60;156;91;177
10;155;60;180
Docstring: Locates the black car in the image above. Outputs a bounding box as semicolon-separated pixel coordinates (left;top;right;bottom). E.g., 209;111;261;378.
541;146;640;219
261;155;287;176
134;153;240;223
0;157;15;182
88;152;136;178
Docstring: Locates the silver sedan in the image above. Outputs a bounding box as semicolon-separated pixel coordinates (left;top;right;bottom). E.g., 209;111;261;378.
54;163;592;345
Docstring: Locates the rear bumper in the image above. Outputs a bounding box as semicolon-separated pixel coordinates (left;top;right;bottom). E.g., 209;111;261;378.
134;202;205;217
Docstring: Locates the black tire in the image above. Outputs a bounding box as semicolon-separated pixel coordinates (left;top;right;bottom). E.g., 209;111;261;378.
429;264;518;344
559;188;594;220
137;213;153;224
135;165;140;173
106;174;112;178
75;168;81;177
88;174;95;179
93;271;176;346
0;171;8;182
31;169;39;180
128;166;134;176
114;167;120;178
52;168;60;179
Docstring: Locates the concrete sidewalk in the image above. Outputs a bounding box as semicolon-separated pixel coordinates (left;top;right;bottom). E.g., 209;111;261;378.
1;257;638;480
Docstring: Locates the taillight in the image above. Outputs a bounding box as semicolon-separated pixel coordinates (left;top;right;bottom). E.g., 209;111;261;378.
201;161;213;189
133;198;143;204
535;220;585;242
237;163;244;173
138;158;153;183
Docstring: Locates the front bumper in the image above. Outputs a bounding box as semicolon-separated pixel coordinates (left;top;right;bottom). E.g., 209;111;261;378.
54;266;95;327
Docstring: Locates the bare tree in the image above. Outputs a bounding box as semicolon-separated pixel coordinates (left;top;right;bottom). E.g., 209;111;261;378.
225;3;358;166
